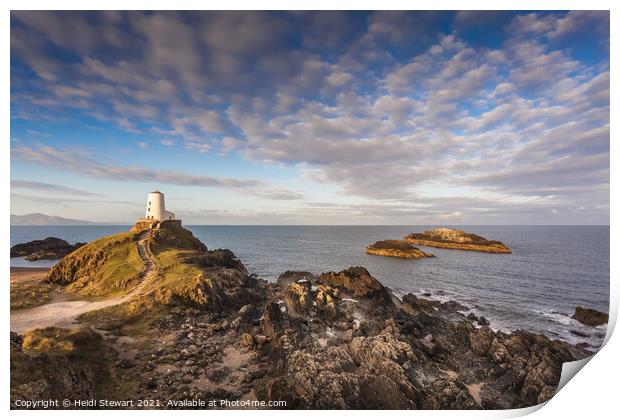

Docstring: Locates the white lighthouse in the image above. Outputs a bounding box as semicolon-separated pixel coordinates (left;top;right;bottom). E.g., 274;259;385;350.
145;191;175;221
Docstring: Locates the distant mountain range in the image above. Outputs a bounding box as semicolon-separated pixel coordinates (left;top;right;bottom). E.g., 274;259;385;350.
10;213;97;225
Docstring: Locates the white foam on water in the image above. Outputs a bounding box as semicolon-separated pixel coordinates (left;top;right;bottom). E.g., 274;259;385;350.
533;308;573;325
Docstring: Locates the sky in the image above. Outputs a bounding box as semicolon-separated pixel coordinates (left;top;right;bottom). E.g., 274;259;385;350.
10;11;610;224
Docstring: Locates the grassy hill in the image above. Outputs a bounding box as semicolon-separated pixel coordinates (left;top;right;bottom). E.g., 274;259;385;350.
46;220;259;334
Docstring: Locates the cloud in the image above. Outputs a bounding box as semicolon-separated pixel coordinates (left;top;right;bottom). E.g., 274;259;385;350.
11;179;102;196
12;144;303;201
10;11;609;223
508;11;609;41
11;192;134;205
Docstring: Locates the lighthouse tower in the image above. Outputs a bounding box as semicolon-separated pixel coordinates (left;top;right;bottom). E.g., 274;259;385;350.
145;191;175;221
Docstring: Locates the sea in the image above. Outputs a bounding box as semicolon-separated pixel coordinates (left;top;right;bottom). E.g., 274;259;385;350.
10;225;610;349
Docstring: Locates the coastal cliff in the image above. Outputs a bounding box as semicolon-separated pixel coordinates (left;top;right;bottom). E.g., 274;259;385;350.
405;228;511;254
366;240;434;259
11;223;589;409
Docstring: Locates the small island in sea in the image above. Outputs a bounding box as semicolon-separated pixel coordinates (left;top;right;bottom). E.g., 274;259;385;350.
404;228;512;254
366;240;434;259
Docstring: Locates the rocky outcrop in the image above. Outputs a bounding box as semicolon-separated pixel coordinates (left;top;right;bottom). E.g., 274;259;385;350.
44;222;262;310
10;328;106;407
366;240;434;259
11;225;590;409
11;237;85;261
572;306;608;326
45;230;144;296
405;228;511;254
318;266;394;305
251;272;590;409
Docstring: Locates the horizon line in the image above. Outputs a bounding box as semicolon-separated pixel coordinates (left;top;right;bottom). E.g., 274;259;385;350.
10;223;611;227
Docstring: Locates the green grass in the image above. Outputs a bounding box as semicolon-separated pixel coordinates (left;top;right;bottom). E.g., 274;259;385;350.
52;224;213;326
51;231;146;297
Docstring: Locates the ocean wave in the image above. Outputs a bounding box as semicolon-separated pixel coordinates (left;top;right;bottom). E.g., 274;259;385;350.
530;308;607;350
532;308;573;326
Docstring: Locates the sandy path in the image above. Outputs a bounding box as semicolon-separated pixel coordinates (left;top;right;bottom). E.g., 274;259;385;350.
10;233;155;334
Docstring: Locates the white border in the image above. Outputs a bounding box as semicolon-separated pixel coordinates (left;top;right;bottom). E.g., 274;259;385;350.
3;1;616;419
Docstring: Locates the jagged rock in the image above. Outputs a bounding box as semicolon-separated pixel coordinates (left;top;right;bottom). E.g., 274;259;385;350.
183;249;246;273
277;271;317;288
314;284;339;319
469;328;495;356
283;282;313;317
237;304;259;325
10;328;106;405
572;306;608;326
318;267;393;304
401;293;436;314
261;302;283;339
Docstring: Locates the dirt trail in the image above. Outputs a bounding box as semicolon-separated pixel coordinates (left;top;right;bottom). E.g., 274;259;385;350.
10;233;156;334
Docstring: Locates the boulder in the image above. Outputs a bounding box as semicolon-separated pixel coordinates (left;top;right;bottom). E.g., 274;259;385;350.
318;267;392;304
572;306;608;326
478;316;490;326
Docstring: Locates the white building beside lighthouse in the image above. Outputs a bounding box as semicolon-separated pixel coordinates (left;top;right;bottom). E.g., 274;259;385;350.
145;191;175;221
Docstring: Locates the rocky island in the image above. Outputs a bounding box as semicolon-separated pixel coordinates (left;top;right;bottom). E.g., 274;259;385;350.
366;240;434;259
10;222;590;409
11;237;85;261
405;228;512;254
